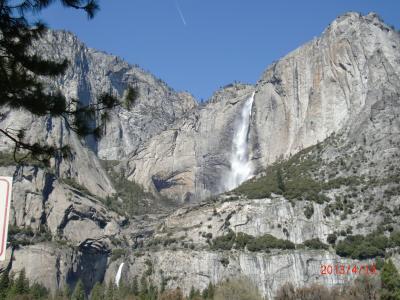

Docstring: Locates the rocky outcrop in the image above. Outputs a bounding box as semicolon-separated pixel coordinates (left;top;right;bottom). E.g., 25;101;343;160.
0;164;123;293
33;30;197;160
252;12;400;167
105;249;361;300
125;84;255;202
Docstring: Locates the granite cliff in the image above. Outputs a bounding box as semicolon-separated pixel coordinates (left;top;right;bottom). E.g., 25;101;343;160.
0;12;399;299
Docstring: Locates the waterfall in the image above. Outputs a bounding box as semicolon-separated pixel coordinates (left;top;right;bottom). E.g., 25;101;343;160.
115;262;124;287
225;92;255;191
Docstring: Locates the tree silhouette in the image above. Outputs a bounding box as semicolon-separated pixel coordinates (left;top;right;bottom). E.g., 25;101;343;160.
0;271;10;299
0;0;137;164
71;279;85;300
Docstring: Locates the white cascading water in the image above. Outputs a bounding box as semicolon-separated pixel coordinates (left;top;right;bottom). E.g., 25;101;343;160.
115;262;124;287
225;92;255;191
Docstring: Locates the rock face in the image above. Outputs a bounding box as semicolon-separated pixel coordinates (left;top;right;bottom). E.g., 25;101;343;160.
33;30;198;160
252;12;400;167
3;12;398;203
125;84;255;202
105;249;359;300
123;12;400;201
0;11;399;299
0;108;115;199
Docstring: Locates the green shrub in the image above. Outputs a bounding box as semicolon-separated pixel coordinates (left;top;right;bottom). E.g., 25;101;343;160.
214;277;263;300
110;248;126;262
335;231;391;259
212;232;294;252
234;232;254;249
375;257;385;270
304;204;314;219
60;177;93;196
220;257;229;267
381;259;400;299
247;234;295;252
302;238;328;250
211;230;236;250
327;233;337;245
390;231;400;246
100;160;162;216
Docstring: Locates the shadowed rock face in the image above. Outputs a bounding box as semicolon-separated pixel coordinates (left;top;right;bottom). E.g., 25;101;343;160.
32;30;198;161
125;83;256;202
0;12;399;299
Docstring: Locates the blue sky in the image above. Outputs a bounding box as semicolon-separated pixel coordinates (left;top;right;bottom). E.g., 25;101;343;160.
39;0;400;101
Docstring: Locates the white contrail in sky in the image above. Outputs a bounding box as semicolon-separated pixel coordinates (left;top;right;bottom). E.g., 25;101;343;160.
174;0;187;26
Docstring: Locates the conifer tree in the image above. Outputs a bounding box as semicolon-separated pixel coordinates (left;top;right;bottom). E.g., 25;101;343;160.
90;282;105;300
277;168;285;192
71;279;86;300
381;259;400;300
105;280;115;300
202;282;214;299
189;286;196;299
29;281;49;299
139;275;148;297
0;0;138;163
147;280;158;300
0;271;10;299
131;276;139;296
12;268;29;295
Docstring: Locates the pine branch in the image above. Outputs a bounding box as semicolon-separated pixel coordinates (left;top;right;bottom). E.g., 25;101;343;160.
0;128;72;165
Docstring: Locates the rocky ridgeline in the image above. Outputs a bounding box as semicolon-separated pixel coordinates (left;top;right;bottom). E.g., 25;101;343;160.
0;12;399;298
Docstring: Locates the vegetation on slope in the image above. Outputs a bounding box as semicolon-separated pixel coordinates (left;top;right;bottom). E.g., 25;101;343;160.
100;160;174;216
210;229;400;261
334;231;400;260
210;230;327;252
234;143;363;204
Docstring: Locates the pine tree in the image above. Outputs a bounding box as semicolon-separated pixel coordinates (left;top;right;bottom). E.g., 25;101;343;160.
131;276;139;296
30;282;49;299
105;281;115;300
189;286;196;299
381;259;400;300
90;282;105;300
63;284;72;299
139;274;148;297
13;268;29;295
0;271;10;299
0;0;138;163
147;280;158;300
159;270;166;294
277;169;285;192
71;279;86;300
202;282;214;299
189;286;201;300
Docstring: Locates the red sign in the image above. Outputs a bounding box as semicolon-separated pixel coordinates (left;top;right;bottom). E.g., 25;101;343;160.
0;177;12;261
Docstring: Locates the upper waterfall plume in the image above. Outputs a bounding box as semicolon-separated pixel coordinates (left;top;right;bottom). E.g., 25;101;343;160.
225;92;255;191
